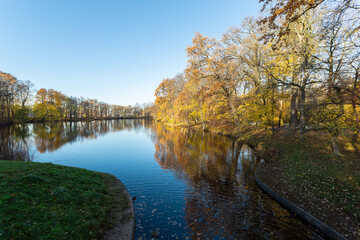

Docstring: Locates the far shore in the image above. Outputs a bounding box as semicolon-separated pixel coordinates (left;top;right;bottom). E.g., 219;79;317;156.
0;116;153;127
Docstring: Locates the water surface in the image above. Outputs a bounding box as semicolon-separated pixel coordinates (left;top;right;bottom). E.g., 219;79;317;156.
0;120;321;239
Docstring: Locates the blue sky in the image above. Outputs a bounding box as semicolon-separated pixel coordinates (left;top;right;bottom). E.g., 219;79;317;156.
0;0;262;106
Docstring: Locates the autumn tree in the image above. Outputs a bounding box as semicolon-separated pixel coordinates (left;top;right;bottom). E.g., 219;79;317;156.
260;0;359;40
64;97;79;120
186;33;243;127
224;18;283;131
15;80;33;108
0;72;34;122
311;6;360;154
154;73;185;122
173;79;201;124
33;88;60;121
0;72;18;120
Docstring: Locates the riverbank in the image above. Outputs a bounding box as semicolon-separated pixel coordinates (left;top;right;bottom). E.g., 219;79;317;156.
161;121;360;239
0;161;134;240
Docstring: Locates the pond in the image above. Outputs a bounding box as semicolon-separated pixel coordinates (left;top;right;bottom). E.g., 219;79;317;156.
0;119;322;239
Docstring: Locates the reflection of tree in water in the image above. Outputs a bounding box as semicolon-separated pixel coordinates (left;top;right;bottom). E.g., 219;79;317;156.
151;124;314;239
153;125;234;180
32;119;153;153
0;119;153;160
0;124;33;161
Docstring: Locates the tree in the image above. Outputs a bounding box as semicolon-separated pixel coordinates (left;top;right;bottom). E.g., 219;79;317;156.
15;80;33;108
154;74;185;122
223;18;283;132
186;33;243;127
64;97;79;120
260;0;359;40
0;71;18;120
314;7;360;154
33;88;60;121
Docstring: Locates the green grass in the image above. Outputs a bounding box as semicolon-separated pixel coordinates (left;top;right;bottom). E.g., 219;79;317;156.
280;142;360;218
0;161;129;240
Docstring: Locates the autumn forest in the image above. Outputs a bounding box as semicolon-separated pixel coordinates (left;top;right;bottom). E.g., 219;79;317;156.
153;1;360;156
0;71;153;124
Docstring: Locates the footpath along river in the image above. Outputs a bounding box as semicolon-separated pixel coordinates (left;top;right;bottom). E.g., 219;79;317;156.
0;119;323;239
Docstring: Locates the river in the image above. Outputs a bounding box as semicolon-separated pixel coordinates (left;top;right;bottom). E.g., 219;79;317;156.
0;119;322;239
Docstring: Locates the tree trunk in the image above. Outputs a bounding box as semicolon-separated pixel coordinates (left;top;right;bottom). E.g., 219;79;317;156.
199;103;206;130
289;88;298;132
222;86;240;127
299;86;306;138
271;87;275;133
351;101;359;153
331;136;341;156
227;95;241;127
6;100;11;120
278;100;282;128
351;132;359;155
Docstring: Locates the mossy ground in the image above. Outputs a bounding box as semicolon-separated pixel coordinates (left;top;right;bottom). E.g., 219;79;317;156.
0;161;129;240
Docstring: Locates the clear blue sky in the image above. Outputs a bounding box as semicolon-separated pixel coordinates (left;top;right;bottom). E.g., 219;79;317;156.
0;0;261;106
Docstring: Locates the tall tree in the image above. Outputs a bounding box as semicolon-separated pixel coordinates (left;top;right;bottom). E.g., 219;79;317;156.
186;33;243;127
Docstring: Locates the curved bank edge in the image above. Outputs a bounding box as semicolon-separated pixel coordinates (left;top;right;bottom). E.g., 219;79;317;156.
255;162;346;240
103;173;135;240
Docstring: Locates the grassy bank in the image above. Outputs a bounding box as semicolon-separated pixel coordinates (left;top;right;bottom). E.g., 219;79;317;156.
0;161;130;240
247;130;360;217
250;130;360;239
161;121;360;238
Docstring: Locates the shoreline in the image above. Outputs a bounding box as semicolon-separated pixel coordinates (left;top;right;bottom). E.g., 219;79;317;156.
102;172;135;240
0;161;135;240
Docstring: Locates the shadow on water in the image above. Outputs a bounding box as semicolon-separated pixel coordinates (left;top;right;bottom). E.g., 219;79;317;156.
0;120;322;239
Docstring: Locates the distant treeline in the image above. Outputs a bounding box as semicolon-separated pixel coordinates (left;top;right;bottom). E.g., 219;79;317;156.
0;71;153;124
153;1;359;155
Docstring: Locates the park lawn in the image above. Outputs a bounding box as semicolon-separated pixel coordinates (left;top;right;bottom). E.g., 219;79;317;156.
0;161;129;240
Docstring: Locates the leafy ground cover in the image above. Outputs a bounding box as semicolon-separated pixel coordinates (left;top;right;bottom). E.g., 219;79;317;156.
248;130;360;239
0;161;129;240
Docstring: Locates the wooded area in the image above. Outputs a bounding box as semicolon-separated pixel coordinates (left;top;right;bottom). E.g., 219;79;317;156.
153;0;360;156
0;71;153;124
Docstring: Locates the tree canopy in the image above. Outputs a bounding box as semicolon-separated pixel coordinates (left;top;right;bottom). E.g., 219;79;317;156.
153;2;360;155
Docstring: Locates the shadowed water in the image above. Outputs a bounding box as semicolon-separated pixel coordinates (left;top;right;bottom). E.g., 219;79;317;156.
0;120;322;239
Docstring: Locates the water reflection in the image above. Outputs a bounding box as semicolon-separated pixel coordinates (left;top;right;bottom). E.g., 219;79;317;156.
0;120;152;160
0;120;320;239
0;124;33;161
151;124;318;239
